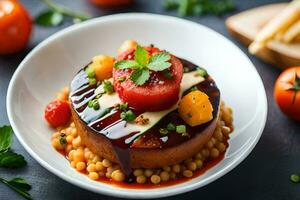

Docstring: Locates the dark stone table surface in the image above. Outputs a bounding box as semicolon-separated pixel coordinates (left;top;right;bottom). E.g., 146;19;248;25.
1;0;300;199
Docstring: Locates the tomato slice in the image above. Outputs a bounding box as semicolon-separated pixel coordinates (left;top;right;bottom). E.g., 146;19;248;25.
113;48;183;111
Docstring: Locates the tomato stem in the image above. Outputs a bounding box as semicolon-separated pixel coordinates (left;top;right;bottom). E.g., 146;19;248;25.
288;72;300;104
41;0;91;21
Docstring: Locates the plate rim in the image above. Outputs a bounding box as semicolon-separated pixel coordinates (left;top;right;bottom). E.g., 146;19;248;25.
6;13;268;199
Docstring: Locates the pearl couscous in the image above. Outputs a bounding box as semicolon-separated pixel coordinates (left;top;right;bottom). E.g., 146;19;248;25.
51;86;233;186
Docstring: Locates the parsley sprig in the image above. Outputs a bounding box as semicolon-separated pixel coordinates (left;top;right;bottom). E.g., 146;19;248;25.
0;125;32;200
114;45;172;85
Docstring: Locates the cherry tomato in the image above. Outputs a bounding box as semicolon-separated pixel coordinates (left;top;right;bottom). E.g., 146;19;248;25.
274;66;300;121
0;0;32;55
89;0;133;7
45;100;71;127
113;48;183;111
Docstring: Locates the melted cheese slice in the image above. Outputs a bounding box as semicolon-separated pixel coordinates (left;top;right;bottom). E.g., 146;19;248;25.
95;71;204;140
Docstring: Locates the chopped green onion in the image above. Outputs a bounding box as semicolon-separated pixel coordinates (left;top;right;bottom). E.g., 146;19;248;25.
162;70;173;79
290;174;300;183
189;86;198;92
89;78;97;86
119;103;128;111
117;77;126;82
103;80;114;94
159;128;169;135
93;101;100;110
196;67;207;77
88;100;94;108
166;123;176;131
176;125;186;134
59;134;66;145
120;110;136;122
85;66;95;78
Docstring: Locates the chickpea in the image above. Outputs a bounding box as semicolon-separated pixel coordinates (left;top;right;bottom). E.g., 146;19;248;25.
72;136;82;148
102;159;112;168
195;159;203;168
144;169;153;177
172;164;181;173
87;163;96;172
160;171;170;182
136;175;147;184
73;149;84;162
84;151;92;160
111;170;125;182
150;175;161;184
66;135;74;144
221;126;231;135
52;132;60;139
92;155;100;163
217;142;226;153
70;122;75;127
195;153;203;160
107;166;116;174
210;148;220;158
52;138;64;150
134;169;144;177
68;150;76;160
214;129;223;141
183;170;193;178
163;166;171;172
187;162;197;171
70;161;76;168
89;172;99;180
105;172;112;179
96;162;104;171
71;129;77;137
206;140;214;149
76;162;86;171
118;40;137;56
201;149;210;158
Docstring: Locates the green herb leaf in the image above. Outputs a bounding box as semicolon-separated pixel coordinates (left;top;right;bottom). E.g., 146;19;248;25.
148;52;171;71
8;178;32;191
163;0;235;17
114;60;140;70
0;152;27;168
130;69;150;86
119;103;128;111
35;10;63;26
291;174;300;183
0;125;13;152
89;78;97;86
134;45;149;66
0;177;32;200
103;80;114;94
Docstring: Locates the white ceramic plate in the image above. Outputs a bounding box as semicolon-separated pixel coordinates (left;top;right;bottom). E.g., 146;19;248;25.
7;13;267;199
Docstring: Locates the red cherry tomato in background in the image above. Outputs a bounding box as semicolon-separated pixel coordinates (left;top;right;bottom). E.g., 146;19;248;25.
45;100;71;127
0;0;32;55
89;0;133;7
274;66;300;121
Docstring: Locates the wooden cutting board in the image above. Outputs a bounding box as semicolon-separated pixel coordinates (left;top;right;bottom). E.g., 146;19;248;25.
226;3;300;69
